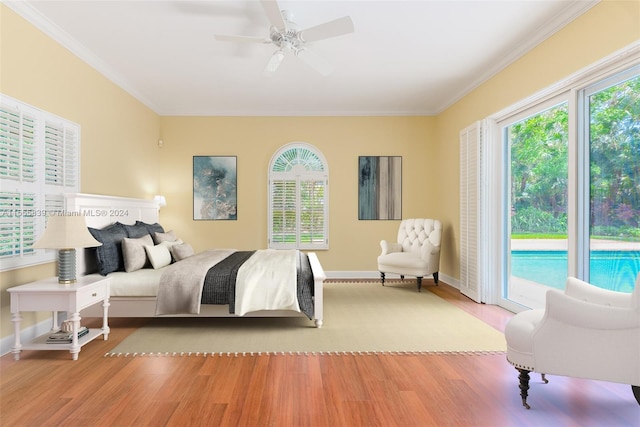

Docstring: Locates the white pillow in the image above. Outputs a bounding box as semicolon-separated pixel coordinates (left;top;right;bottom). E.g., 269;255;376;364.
144;244;172;269
122;234;153;272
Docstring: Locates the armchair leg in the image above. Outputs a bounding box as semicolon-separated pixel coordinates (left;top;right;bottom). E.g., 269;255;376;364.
417;277;422;292
380;272;385;286
433;272;439;284
517;368;531;409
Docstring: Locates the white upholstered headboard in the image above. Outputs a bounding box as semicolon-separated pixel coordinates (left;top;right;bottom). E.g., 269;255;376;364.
64;193;160;276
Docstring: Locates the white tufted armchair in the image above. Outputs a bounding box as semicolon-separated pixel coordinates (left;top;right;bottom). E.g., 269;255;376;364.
377;218;442;292
505;274;640;409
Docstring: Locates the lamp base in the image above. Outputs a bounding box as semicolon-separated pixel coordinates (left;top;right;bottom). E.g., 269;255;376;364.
58;248;77;284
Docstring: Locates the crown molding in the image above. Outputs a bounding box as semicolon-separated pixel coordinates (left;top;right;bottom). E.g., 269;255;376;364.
436;0;601;114
3;0;161;113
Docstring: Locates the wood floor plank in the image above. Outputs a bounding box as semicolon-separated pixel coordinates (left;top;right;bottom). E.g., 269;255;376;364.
2;282;638;426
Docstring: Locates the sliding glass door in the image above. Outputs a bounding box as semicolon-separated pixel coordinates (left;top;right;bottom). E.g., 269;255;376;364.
497;65;639;310
503;99;569;308
581;71;640;293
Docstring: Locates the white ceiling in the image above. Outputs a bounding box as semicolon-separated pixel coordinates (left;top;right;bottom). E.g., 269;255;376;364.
8;0;598;116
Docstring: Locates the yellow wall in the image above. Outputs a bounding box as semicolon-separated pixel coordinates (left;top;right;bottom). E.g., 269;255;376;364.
433;0;640;278
0;6;161;337
157;116;435;272
1;1;639;342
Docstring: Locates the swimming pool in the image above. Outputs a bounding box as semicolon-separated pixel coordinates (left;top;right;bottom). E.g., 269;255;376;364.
511;250;640;293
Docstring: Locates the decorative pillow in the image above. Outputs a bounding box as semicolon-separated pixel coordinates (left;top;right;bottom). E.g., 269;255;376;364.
88;222;127;275
153;230;177;244
122;222;150;239
144;244;172;269
170;243;194;261
137;221;164;236
122;234;153;272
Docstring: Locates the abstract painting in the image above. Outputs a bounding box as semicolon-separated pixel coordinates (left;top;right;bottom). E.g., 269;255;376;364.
358;156;402;220
193;156;237;220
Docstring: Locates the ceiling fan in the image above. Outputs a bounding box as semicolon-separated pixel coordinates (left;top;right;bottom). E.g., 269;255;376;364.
214;0;354;76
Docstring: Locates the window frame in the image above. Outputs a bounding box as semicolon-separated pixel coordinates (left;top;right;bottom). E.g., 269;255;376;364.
0;94;81;271
268;142;329;250
484;45;640;311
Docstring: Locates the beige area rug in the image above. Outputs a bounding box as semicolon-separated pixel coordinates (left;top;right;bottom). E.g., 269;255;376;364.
105;282;506;357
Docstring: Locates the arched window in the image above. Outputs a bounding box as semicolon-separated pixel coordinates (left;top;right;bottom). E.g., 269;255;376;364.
268;142;328;250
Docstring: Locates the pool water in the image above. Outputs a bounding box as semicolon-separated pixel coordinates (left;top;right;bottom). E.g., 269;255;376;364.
511;250;640;293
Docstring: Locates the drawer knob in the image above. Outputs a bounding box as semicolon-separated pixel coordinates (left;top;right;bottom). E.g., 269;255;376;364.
92;293;97;297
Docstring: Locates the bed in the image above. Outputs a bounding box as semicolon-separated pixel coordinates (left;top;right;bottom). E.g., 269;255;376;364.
67;193;325;327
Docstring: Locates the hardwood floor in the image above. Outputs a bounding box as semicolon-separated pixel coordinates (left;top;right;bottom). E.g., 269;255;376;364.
1;281;638;426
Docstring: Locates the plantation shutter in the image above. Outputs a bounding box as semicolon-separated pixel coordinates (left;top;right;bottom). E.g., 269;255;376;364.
44;119;78;214
0;95;80;270
268;143;328;250
270;179;297;246
0;103;39;260
459;121;487;303
299;178;326;248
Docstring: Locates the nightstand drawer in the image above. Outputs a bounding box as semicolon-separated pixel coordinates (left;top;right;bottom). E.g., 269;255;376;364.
77;284;108;310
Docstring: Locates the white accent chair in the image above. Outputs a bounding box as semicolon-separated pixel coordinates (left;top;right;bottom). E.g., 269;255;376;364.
377;218;442;292
505;274;640;409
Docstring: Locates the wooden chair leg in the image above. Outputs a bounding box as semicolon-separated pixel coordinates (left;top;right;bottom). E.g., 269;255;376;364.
517;368;531;409
417;277;422;292
433;272;439;284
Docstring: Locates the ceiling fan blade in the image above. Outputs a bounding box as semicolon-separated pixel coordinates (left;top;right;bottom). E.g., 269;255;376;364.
295;48;333;76
214;34;271;44
298;16;354;43
264;50;285;75
260;0;286;31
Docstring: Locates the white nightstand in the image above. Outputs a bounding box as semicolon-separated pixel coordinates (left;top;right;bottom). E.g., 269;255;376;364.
8;275;110;360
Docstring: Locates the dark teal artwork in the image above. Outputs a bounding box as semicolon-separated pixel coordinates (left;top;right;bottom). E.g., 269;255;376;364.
358;156;402;220
193;156;237;220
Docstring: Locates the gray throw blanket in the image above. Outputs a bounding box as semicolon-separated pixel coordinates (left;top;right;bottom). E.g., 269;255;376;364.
155;249;236;315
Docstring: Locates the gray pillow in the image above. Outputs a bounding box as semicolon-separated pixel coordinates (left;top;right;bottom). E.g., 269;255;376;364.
122;222;150;238
137;221;164;235
170;243;194;261
153;230;177;244
122;234;153;272
88;222;127;275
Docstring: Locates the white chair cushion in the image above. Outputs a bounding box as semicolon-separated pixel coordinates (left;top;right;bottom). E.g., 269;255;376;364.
378;253;427;270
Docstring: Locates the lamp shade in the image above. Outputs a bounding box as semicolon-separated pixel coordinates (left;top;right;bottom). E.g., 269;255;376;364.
32;215;101;249
154;195;167;208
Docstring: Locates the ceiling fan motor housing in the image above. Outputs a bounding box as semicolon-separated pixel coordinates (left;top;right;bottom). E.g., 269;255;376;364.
270;10;303;52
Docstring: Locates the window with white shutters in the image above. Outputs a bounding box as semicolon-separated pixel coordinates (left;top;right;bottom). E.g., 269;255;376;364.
0;94;80;270
268;143;328;250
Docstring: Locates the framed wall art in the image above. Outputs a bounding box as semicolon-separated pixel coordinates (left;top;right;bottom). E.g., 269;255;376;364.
193;156;237;220
358;156;402;220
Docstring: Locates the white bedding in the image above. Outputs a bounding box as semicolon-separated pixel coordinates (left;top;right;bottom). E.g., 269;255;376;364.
104;268;166;297
235;249;299;316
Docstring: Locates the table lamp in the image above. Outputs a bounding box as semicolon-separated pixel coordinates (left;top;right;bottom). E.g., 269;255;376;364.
32;215;102;284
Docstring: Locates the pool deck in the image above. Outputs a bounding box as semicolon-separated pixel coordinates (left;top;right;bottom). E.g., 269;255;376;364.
511;239;640;251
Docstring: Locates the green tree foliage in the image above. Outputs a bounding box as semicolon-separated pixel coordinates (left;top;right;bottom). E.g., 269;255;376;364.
510;103;569;234
510;74;639;239
589;75;640;233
